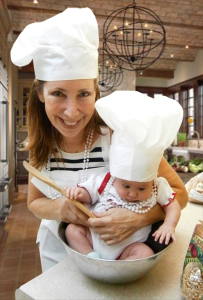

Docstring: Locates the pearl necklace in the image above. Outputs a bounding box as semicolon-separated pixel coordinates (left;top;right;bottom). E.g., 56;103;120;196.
47;127;94;200
81;127;94;183
102;176;157;214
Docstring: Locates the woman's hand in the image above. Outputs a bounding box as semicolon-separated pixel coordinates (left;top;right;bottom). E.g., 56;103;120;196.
88;204;165;245
88;208;144;245
28;175;89;225
59;198;89;226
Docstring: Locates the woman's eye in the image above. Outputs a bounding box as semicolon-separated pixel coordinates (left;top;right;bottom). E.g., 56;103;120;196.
138;188;145;191
52;91;63;97
79;91;90;98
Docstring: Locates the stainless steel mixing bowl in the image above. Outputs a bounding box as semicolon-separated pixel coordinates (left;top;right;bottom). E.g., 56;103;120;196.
58;221;172;284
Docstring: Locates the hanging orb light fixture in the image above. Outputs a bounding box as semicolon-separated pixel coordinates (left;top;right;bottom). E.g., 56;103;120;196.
103;0;166;71
98;47;123;92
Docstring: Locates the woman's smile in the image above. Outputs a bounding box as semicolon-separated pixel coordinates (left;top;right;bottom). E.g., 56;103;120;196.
63;120;78;126
59;116;82;130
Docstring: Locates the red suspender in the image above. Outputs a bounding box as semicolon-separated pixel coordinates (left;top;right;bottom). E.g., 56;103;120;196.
98;172;111;195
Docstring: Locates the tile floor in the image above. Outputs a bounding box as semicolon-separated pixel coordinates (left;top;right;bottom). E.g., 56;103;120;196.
0;185;42;300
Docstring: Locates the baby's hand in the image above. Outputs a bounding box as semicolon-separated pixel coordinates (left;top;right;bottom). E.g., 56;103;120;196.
64;186;84;201
152;222;177;245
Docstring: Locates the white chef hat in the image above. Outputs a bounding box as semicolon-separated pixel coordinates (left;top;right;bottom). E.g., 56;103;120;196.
10;8;99;81
95;91;183;182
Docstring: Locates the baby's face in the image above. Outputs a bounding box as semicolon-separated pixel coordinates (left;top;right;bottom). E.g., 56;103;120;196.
113;178;153;202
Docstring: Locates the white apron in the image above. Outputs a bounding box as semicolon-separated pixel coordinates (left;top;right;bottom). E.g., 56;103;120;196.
31;127;110;272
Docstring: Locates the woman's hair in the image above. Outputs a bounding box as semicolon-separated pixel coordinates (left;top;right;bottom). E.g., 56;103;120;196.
24;79;106;169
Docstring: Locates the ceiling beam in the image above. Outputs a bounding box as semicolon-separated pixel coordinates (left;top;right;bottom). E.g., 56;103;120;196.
14;43;192;64
137;69;174;78
100;38;203;50
165;44;202;50
12;29;203;53
7;5;59;15
102;53;193;62
7;5;203;31
18;61;174;78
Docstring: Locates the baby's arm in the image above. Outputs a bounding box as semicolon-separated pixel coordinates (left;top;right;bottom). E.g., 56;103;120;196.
64;173;107;205
152;199;181;244
64;186;92;204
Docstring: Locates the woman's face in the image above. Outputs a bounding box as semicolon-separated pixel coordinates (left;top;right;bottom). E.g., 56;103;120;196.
40;79;96;140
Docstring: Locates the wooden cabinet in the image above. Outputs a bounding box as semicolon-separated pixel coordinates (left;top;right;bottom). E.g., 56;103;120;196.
16;150;29;184
16;79;32;184
16;80;32;130
0;60;12;221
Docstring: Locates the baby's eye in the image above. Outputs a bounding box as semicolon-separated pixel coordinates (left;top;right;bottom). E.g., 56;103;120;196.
123;184;130;189
138;188;145;191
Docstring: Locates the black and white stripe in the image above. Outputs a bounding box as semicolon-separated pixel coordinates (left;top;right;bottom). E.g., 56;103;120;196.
49;147;105;172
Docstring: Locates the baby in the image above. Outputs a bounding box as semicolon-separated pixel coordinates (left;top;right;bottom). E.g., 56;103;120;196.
65;91;183;260
65;174;180;260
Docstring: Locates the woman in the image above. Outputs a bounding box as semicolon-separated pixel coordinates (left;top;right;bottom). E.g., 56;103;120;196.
11;7;188;272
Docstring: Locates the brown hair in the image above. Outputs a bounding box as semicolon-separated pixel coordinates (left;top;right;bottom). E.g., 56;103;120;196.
24;79;106;169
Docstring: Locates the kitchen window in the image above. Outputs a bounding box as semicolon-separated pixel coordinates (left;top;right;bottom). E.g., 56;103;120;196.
182;89;188;134
173;92;179;102
166;77;203;137
198;83;203;138
188;88;195;134
181;87;195;135
154;93;163;99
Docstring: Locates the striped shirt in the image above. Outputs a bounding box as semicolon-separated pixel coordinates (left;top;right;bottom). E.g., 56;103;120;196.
32;127;110;195
49;141;106;172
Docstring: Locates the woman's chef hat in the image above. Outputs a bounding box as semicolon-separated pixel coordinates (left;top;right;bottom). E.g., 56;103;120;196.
10;8;99;81
95;91;183;182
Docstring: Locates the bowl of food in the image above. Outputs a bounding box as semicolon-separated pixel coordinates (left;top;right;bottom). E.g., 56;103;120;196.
58;222;172;284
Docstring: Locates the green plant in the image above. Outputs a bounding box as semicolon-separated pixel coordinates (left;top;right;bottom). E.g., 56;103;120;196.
177;132;187;142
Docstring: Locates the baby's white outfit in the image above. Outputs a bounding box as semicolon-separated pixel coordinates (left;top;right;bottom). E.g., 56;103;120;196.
79;173;176;260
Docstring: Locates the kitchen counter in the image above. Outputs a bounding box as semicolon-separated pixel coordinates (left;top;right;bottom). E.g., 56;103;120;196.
166;145;203;184
168;146;203;155
15;201;203;300
177;171;196;184
168;146;203;154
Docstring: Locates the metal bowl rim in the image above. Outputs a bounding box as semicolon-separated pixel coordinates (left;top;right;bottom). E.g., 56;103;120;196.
60;237;172;263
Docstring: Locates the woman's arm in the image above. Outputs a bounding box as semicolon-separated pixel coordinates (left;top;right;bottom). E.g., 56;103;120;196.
88;157;188;245
28;174;89;226
158;157;188;209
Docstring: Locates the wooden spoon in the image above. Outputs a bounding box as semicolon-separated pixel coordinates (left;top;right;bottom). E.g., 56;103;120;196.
23;160;95;218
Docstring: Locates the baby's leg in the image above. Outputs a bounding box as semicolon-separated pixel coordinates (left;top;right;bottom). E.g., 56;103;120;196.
65;224;93;255
119;242;154;260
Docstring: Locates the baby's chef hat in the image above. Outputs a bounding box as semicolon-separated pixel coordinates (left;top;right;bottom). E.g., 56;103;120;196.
11;8;98;81
95;91;183;182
